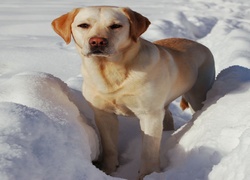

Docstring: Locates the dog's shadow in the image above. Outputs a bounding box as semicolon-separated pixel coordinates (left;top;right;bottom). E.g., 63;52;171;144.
160;65;250;179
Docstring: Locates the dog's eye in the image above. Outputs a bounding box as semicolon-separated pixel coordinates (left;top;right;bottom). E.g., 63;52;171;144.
110;24;122;30
78;23;90;29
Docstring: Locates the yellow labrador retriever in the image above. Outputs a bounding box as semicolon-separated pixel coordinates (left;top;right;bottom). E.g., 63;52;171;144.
52;6;215;179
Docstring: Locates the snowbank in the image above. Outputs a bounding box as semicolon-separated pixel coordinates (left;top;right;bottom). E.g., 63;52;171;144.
146;66;250;180
0;72;105;180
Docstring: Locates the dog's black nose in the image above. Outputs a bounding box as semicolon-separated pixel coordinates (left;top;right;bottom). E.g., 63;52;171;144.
89;37;108;47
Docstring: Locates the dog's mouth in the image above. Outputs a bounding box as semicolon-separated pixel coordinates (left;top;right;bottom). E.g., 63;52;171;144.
92;49;104;55
86;47;113;57
87;50;109;57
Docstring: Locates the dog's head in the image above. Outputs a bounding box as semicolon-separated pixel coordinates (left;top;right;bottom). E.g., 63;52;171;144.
52;6;150;58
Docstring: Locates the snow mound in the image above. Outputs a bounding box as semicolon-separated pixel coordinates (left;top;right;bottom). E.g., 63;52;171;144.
0;72;109;180
144;11;217;41
146;65;250;180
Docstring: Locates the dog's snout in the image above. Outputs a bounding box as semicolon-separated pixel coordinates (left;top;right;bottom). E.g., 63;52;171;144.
89;37;108;47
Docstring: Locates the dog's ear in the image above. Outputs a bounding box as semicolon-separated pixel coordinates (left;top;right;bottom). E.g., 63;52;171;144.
122;8;151;42
51;8;80;44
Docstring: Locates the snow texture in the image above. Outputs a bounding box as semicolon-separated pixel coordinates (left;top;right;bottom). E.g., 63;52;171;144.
0;0;250;179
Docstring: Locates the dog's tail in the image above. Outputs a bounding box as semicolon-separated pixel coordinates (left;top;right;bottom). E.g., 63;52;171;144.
180;97;189;110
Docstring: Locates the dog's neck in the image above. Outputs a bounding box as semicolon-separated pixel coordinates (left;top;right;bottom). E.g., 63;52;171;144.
78;39;141;93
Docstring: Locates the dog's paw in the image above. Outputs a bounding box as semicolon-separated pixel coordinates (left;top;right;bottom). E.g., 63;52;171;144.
102;161;119;175
138;170;149;180
96;154;119;175
138;164;161;180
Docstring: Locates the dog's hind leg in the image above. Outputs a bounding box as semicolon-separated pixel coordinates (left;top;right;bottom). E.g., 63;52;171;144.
163;106;174;131
183;58;215;112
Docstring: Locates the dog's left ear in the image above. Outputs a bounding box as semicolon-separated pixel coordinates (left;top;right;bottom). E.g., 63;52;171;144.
122;8;151;42
51;8;80;44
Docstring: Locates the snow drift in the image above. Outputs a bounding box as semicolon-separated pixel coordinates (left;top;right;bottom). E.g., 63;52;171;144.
147;65;250;180
0;72;102;180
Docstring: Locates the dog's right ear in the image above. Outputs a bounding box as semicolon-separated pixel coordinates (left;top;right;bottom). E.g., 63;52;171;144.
51;8;80;44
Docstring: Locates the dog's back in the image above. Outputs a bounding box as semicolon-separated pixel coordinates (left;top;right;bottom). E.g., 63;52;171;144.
155;38;215;111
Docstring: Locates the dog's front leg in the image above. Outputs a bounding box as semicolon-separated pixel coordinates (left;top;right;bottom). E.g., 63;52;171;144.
93;108;119;174
137;110;165;179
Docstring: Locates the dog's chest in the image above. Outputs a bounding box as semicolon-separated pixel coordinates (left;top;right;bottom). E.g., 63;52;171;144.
89;93;134;116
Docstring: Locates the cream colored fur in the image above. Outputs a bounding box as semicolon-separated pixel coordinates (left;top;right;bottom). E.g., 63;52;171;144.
52;6;215;179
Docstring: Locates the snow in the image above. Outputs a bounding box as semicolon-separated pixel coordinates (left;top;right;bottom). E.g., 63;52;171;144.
151;65;250;180
0;72;102;180
0;0;250;179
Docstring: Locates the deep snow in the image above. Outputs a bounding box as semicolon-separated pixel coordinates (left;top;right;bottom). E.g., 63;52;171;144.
0;0;250;180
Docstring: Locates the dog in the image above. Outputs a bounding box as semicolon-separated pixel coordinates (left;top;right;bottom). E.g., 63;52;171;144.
52;6;215;179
